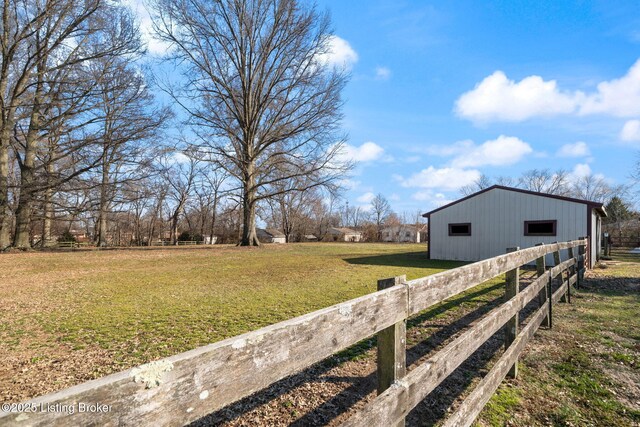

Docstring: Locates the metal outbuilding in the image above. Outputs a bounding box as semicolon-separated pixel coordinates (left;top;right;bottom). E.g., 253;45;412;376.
423;185;607;268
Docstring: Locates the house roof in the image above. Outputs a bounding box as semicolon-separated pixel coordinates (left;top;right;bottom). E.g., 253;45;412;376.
381;224;426;231
258;228;286;238
330;227;360;235
422;185;607;218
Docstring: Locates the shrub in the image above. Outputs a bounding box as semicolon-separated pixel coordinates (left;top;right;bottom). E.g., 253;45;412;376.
58;231;77;243
177;231;203;242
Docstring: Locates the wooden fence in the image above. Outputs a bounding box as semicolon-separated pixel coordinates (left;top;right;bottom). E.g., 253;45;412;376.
0;239;587;427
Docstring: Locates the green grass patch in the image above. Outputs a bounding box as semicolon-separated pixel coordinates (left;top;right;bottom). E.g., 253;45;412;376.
2;243;455;365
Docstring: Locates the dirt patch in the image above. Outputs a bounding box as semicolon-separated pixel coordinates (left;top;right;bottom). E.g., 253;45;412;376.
0;335;116;403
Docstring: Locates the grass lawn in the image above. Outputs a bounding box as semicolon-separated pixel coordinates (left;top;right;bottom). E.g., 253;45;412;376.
479;248;640;426
0;243;459;401
1;243;638;427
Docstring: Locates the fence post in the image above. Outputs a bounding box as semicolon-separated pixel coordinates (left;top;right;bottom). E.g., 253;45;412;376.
505;247;519;378
566;246;575;304
535;243;550;328
377;275;407;427
552;244;566;303
577;238;586;288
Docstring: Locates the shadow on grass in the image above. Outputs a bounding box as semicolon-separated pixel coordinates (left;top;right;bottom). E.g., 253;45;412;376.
191;280;518;427
344;250;466;270
578;275;640;298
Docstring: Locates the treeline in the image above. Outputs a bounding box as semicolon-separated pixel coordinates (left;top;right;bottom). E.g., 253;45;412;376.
460;169;628;202
0;0;354;249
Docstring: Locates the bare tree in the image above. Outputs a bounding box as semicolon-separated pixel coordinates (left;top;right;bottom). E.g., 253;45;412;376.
90;56;170;247
189;167;228;242
460;174;492;196
370;193;390;241
152;0;351;246
517;169;570;195
4;0;142;249
162;153;198;245
570;173;624;203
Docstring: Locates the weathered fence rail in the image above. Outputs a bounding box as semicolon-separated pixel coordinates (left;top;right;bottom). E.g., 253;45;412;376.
0;239;587;427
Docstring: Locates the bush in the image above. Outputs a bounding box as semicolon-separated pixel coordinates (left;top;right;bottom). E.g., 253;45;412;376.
58;231;77;243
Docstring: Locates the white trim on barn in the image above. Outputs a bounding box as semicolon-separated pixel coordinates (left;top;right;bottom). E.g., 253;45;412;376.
423;186;607;268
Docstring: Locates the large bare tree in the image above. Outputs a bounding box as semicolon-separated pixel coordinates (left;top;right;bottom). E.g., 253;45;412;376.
152;0;351;246
90;56;170;247
2;0;142;249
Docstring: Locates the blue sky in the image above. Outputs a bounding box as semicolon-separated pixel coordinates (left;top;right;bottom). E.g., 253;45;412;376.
311;0;640;214
131;0;640;215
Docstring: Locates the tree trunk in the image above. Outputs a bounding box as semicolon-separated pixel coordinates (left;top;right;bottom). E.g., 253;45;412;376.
41;154;55;248
171;212;180;245
0;140;10;250
209;196;218;244
13;44;46;250
13;121;40;249
240;170;259;246
96;175;109;247
13;164;35;249
240;198;259;246
41;187;53;247
239;158;260;246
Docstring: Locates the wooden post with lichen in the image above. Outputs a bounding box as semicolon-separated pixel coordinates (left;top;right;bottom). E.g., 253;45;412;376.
504;247;520;378
535;243;550;328
377;275;407;427
577;238;586;288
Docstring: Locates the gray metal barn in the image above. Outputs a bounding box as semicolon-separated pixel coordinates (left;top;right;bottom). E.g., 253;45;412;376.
423;185;607;268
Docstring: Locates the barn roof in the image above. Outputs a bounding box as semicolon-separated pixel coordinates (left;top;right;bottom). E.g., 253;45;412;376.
422;185;607;218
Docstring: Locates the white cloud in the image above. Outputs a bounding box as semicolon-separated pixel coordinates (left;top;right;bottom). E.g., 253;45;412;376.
571;163;592;179
455;71;577;122
124;0;171;56
420;140;475;157
579;60;640;116
451;135;533;168
556;141;590;157
620;119;640;142
339;178;361;190
172;152;191;164
375;66;392;80
399;166;481;190
411;190;454;208
356;192;375;204
455;59;640;123
340;141;384;162
320;35;358;70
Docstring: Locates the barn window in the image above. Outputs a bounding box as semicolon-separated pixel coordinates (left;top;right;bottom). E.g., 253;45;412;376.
524;220;557;236
448;223;471;236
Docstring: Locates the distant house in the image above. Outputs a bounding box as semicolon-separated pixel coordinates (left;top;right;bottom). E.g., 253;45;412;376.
422;185;607;268
303;234;318;242
256;228;287;244
68;229;91;243
381;224;426;243
326;227;362;242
